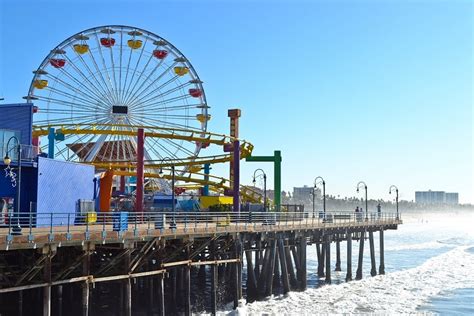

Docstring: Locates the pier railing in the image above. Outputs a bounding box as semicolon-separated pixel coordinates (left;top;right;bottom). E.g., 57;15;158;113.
1;211;400;246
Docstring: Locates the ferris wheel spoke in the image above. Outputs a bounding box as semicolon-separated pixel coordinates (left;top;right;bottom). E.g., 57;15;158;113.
128;115;191;130
131;112;195;120
122;61;176;106
128;77;190;110
146;136;179;160
93;33;119;104
51;66;112;108
61;52;115;106
119;31;124;102
160;137;196;157
124;52;153;106
82;49;118;106
44;72;106;108
121;35;149;104
132;94;192;111
41;86;105;111
108;37;121;104
33;95;106;114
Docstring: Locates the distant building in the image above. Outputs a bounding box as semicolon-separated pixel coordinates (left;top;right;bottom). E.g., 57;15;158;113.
445;193;459;205
293;185;320;203
415;190;459;205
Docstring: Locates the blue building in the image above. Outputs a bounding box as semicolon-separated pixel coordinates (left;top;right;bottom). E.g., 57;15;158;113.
0;103;95;227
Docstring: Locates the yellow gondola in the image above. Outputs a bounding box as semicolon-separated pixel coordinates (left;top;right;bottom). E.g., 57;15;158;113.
73;44;89;54
196;114;211;123
174;66;189;76
33;79;48;89
127;40;142;49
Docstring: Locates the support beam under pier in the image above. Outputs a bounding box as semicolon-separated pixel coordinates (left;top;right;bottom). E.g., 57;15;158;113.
369;230;377;277
356;230;365;280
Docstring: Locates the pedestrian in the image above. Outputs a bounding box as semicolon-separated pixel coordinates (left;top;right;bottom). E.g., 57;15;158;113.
377;203;382;218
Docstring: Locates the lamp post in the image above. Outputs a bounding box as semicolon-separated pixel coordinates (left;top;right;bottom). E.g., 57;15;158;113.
159;158;176;228
313;176;325;218
252;169;267;212
356;181;368;221
3;136;22;235
389;185;399;220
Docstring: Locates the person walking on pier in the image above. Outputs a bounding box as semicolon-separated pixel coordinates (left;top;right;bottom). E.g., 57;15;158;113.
377;203;382;219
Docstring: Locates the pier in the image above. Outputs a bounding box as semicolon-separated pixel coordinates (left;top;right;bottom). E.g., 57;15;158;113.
0;210;401;315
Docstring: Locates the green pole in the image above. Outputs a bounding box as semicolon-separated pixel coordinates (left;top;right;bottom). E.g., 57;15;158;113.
245;150;282;211
274;150;281;211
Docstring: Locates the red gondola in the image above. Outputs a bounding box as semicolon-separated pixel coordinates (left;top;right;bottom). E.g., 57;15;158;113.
50;59;66;68
153;49;168;59
189;88;202;98
100;38;115;47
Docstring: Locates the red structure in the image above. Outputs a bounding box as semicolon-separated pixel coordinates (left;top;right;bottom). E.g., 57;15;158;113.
226;109;241;196
135;128;145;213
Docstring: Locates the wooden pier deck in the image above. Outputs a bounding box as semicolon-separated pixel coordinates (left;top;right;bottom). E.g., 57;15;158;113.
0;211;402;316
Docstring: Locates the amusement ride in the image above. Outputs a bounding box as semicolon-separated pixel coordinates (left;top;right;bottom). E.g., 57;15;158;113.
24;25;265;210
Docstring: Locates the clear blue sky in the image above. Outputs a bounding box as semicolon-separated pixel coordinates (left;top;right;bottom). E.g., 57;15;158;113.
1;0;472;203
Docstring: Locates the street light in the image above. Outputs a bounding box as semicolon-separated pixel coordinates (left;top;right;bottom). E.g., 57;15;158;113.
356;181;368;221
389;185;399;219
3;136;22;235
159;157;176;228
252;169;267;212
313;176;325;218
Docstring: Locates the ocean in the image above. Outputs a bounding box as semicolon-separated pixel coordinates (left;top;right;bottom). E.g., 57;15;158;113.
225;210;474;315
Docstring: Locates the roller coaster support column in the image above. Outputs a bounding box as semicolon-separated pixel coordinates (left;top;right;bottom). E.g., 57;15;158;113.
228;109;241;193
203;163;210;196
135;128;145;214
233;140;240;212
245;150;282;211
48;127;55;158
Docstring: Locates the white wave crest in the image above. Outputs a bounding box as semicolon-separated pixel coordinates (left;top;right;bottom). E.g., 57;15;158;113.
385;241;450;251
238;246;474;315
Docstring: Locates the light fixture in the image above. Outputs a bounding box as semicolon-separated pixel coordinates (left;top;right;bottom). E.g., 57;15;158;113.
3;155;11;165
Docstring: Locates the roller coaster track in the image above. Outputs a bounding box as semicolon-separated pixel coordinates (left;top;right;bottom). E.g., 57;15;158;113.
32;123;263;203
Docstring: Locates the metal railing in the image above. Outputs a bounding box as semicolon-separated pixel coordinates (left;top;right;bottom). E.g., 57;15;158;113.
0;143;39;162
0;211;401;245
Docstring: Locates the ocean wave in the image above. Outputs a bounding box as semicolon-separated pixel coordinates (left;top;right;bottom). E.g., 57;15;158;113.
385;241;451;251
237;246;474;315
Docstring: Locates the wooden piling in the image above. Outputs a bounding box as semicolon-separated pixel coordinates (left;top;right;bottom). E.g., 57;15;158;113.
273;245;281;289
245;250;257;300
43;249;52;316
318;243;326;277
257;245;271;298
184;264;191;315
277;238;290;294
291;244;302;287
346;230;353;281
265;239;277;297
335;240;342;271
157;273;165;316
284;241;298;289
57;285;63;316
18;289;23;316
82;245;92;316
124;251;132;316
356;230;365;280
379;229;385;275
210;240;217;315
325;235;331;284
369;230;377;277
255;239;262;281
233;239;241;309
299;236;307;290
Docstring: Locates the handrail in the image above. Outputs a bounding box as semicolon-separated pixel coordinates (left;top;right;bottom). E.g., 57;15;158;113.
0;211;401;246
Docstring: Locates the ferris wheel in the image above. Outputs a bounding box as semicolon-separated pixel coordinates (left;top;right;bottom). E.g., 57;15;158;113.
26;25;210;165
